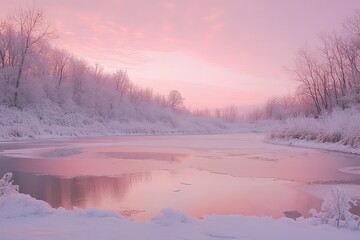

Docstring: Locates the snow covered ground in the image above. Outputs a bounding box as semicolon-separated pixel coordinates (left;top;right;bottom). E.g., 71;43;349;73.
0;105;229;140
0;105;271;141
0;193;359;240
267;108;360;154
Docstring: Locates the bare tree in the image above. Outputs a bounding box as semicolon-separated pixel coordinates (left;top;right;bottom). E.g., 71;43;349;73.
293;48;322;114
343;10;360;37
113;69;130;98
10;7;55;107
68;57;88;104
222;105;239;123
167;90;184;110
52;48;70;86
94;63;103;83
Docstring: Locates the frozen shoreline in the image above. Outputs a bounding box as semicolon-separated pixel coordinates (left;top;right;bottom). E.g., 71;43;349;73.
267;137;360;155
267;108;360;155
0;193;359;240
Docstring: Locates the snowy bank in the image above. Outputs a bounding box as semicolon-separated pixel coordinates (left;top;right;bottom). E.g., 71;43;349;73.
0;193;359;240
267;108;360;154
0;105;270;141
0;105;228;140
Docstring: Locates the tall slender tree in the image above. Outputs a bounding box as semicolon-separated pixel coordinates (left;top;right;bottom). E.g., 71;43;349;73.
10;7;54;107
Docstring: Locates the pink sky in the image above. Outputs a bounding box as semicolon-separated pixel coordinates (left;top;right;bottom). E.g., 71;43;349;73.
2;0;360;110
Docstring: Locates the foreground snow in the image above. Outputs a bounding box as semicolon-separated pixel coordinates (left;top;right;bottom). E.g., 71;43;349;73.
0;193;358;240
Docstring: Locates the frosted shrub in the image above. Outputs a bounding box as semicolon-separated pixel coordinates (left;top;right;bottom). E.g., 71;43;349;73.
0;173;19;197
309;187;359;228
269;107;360;147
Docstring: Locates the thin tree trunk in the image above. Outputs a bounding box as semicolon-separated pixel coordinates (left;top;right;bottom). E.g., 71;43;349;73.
14;52;25;107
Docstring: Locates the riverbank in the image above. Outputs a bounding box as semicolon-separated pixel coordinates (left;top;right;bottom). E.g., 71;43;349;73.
0;105;274;141
267;138;360;155
267;108;360;155
0;193;359;240
0;105;229;140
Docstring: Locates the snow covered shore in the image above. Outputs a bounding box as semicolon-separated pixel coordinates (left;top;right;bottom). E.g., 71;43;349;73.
267;108;360;154
0;193;359;240
0;105;228;140
0;105;271;141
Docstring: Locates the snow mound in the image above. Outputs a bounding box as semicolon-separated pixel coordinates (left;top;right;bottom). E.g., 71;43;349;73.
0;194;53;218
152;208;195;226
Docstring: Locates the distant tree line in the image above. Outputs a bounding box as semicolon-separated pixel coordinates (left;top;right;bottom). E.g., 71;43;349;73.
0;7;186;119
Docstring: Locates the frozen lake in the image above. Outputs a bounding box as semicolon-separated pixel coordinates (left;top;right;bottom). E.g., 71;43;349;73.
0;133;359;220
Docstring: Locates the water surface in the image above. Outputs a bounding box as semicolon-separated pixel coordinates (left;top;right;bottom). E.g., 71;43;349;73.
0;134;359;220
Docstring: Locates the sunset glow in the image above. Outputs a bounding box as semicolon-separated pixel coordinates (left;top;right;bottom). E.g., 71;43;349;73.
1;2;360;238
2;0;359;109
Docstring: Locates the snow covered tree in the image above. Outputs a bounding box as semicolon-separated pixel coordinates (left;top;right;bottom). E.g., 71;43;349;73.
309;187;358;228
0;172;19;197
113;69;130;98
167;90;184;110
51;48;70;86
9;7;55;107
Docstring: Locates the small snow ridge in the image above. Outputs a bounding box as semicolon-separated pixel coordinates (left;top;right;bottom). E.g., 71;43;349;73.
152;208;195;226
73;207;122;218
0;194;53;218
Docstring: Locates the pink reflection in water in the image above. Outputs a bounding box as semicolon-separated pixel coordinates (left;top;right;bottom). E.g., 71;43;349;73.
0;134;359;220
10;169;321;221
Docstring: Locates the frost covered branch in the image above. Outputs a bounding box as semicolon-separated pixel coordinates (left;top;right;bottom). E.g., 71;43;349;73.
0;172;19;197
309;187;359;228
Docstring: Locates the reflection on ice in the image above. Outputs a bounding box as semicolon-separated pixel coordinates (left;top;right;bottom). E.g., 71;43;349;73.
0;133;359;221
10;169;321;221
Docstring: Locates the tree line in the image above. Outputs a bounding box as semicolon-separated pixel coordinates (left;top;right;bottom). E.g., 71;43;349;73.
0;7;186;120
248;10;360;120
